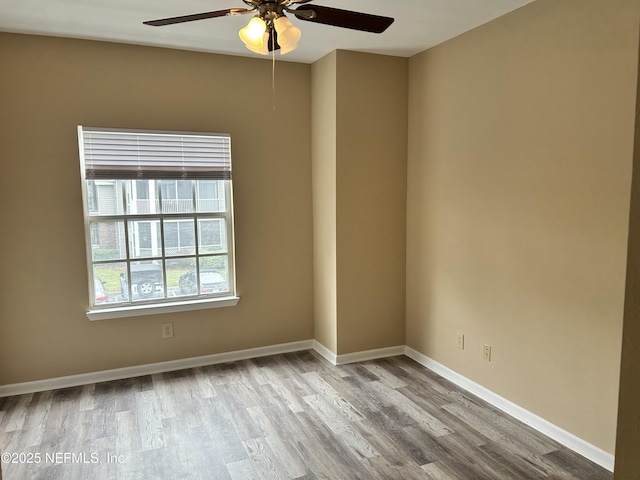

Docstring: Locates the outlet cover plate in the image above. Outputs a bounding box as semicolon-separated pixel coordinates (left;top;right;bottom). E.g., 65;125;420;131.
483;344;491;361
162;322;174;339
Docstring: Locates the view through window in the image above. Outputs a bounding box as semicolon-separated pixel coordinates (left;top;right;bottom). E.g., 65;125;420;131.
78;128;235;309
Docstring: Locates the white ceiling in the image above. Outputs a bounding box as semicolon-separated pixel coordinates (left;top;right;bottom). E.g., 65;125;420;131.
0;0;536;64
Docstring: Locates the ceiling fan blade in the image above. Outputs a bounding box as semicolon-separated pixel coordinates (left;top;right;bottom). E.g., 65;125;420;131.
292;5;394;33
144;9;236;27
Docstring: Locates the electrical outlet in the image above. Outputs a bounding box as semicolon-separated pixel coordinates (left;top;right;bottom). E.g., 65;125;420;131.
483;344;491;361
457;334;465;350
162;322;174;339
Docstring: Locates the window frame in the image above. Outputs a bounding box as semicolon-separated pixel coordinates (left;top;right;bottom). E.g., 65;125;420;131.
78;127;239;320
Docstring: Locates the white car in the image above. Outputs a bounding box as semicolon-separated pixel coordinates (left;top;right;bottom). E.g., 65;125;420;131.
179;270;228;295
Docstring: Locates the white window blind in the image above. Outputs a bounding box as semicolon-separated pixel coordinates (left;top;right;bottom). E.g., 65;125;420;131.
79;127;232;180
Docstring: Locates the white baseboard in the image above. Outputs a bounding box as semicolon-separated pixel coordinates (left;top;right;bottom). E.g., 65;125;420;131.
0;340;615;472
312;342;404;365
312;340;337;364
336;345;405;365
404;346;615;472
0;340;314;398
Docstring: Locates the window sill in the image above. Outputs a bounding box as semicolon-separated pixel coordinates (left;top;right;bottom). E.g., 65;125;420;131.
86;296;240;321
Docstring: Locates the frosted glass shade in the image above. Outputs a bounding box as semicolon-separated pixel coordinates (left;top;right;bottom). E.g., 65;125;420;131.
245;31;269;55
239;17;267;49
274;16;301;55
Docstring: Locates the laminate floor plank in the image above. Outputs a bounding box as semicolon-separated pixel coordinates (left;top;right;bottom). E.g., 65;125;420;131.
301;372;364;422
0;397;17;430
543;448;612;480
403;425;483;476
365;454;431;480
403;387;504;449
89;435;118;480
90;383;118;440
151;374;179;420
446;390;559;454
0;352;612;480
394;388;490;446
362;362;408;389
78;384;96;412
374;421;437;466
283;351;320;375
339;375;388;416
386;357;464;402
291;409;375;479
440;401;560;464
435;432;526;480
207;363;244;387
271;415;341;480
2;393;32;433
302;394;379;460
115;409;145;479
338;363;381;382
261;372;306;414
226;457;260;480
245;405;308;478
199;397;247;465
365;380;452;437
135;390;165;452
421;461;461;480
142;447;190;480
192;366;219;398
216;384;264;441
243;436;290;479
479;440;562;480
19;390;52;449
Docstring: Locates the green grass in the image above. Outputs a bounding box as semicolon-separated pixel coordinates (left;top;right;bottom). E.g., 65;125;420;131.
93;267;123;294
167;269;189;287
94;265;189;294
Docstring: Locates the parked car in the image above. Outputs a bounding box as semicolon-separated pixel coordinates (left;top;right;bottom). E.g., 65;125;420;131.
179;270;228;295
120;263;164;299
94;277;108;304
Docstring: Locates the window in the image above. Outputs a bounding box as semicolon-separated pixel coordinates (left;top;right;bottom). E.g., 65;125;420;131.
78;127;237;318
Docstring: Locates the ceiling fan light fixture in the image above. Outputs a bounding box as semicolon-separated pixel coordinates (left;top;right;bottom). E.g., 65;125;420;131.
244;31;270;55
144;2;396;58
274;15;301;54
280;41;299;55
239;16;267;49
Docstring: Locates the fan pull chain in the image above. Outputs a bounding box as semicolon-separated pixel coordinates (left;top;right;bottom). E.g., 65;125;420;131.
272;31;276;111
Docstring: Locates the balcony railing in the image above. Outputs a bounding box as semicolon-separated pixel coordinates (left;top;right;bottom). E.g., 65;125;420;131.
161;199;192;214
128;199;224;214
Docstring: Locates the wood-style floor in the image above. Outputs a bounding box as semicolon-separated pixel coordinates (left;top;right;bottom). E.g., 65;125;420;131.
0;351;611;479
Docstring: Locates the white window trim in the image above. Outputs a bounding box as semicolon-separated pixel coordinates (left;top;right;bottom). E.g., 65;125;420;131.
86;295;240;321
79;126;238;318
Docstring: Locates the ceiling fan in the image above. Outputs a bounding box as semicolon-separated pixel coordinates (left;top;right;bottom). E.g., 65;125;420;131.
144;0;394;55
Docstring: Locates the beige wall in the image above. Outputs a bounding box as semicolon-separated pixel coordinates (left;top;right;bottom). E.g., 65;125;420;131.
615;28;640;480
334;51;407;354
406;0;639;454
0;33;314;385
311;52;338;352
311;51;407;356
2;0;639;463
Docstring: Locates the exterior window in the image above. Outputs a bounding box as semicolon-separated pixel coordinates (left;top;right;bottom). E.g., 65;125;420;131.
79;127;235;311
